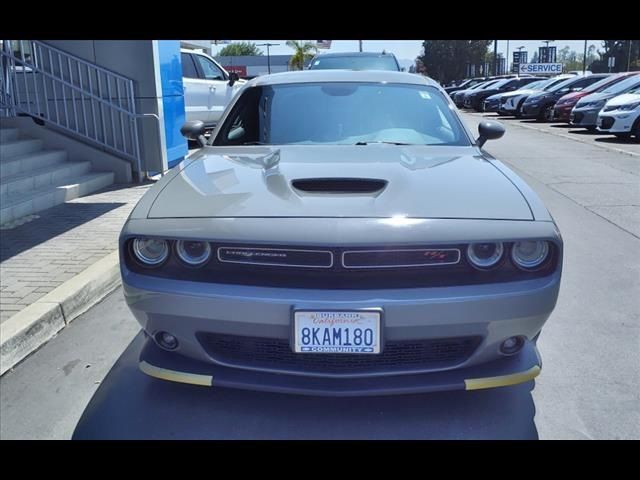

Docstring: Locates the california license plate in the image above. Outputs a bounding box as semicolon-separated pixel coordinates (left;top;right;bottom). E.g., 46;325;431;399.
293;310;381;354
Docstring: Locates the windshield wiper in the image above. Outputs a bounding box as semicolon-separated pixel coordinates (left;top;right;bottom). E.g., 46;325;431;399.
354;141;412;146
242;141;267;145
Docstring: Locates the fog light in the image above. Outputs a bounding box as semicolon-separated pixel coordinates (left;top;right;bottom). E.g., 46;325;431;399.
155;331;179;350
500;336;524;355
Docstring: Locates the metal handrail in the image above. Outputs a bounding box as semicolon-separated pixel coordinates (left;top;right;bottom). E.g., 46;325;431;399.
0;40;143;182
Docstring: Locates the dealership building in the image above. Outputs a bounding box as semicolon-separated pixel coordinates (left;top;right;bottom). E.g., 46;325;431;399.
214;55;297;78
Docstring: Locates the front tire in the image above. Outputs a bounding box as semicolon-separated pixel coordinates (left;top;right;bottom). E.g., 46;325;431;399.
537;104;553;122
515;99;526;118
632;117;640;142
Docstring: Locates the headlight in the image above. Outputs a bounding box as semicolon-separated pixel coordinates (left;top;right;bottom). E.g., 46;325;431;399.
176;240;212;266
467;242;504;269
580;100;605;109
511;241;550;270
618;101;640;111
132;238;169;266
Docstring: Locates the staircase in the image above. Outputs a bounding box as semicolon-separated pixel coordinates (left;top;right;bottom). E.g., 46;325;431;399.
0;125;115;225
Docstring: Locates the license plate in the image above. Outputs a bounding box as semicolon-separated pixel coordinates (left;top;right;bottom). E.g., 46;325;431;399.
293;310;381;354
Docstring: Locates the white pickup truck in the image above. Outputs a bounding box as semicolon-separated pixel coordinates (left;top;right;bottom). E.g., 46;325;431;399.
180;49;246;128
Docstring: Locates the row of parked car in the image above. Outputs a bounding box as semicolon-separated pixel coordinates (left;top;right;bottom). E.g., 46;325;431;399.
445;72;640;141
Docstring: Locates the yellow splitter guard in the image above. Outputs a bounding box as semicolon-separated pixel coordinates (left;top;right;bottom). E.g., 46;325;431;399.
294;310;381;354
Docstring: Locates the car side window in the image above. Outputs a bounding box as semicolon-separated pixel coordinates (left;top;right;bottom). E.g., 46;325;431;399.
181;53;198;79
194;55;226;81
217;88;261;145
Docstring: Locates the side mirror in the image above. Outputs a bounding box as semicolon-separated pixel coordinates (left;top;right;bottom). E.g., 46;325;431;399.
228;71;240;87
477;120;505;147
180;120;207;147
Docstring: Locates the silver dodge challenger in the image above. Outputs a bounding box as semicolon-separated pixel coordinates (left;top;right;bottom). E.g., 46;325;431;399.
120;70;563;396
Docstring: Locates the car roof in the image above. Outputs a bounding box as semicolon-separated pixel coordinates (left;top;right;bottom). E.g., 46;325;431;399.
245;70;439;88
312;51;397;58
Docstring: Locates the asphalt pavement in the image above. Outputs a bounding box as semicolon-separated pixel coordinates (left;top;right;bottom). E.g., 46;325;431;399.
1;113;638;439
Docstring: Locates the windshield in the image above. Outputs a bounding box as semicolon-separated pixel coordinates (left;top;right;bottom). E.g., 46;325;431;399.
478;80;499;89
214;82;471;147
582;75;619;93
543;77;572;91
601;75;640;94
488;79;510;89
521;79;546;90
309;55;399;71
547;77;577;92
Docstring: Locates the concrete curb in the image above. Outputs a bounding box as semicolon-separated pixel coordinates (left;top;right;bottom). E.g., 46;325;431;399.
0;250;121;376
466;112;640;158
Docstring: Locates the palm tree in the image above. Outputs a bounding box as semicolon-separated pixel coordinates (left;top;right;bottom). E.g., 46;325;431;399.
286;40;317;70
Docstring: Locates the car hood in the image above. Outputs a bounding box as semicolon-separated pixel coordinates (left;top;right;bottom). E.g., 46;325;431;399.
557;91;586;103
605;92;640;107
486;92;505;101
147;145;533;220
575;91;618;107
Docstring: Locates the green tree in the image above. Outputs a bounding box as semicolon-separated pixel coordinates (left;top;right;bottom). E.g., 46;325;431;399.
417;40;492;83
218;42;263;56
590;40;640;72
286;40;317;70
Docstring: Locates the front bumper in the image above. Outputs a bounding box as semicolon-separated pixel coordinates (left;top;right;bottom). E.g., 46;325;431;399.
139;334;542;396
123;267;561;395
570;108;600;127
597;110;639;133
552;104;574;122
521;102;542;118
483;99;501;112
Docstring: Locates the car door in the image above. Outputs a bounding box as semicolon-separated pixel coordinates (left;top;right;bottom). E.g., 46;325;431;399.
181;52;211;124
191;53;232;124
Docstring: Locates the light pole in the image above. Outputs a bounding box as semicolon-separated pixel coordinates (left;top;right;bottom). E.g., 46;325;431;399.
506;40;509;73
583;39;588;74
628;40;633;72
493;40;498;76
515;45;524;74
256;43;280;74
359;40;363;52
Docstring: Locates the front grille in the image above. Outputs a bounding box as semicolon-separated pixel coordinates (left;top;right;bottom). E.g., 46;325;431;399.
600;116;615;129
198;333;482;375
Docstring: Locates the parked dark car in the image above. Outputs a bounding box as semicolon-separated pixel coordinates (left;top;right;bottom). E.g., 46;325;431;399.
466;77;542;112
453;79;500;108
308;52;401;71
462;77;526;109
552;72;639;123
521;74;609;121
444;77;489;95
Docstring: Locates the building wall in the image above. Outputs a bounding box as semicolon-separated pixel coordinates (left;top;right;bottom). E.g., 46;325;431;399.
23;41;187;174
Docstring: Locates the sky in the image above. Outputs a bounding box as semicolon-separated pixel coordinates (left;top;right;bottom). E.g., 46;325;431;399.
211;40;604;68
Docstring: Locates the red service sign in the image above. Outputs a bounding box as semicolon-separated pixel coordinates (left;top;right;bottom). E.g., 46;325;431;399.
224;65;247;77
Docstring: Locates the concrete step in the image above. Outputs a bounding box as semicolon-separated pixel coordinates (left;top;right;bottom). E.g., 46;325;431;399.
0;172;115;225
0;138;43;159
1;160;92;198
0;128;20;143
0;149;68;178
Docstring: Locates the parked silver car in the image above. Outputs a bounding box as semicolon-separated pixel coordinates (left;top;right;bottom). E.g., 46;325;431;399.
120;70;563;396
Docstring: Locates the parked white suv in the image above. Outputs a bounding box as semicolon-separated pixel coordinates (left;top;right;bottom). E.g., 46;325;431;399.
180;49;246;128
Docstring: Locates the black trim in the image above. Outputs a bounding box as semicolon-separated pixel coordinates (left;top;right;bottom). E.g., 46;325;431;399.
123;239;559;290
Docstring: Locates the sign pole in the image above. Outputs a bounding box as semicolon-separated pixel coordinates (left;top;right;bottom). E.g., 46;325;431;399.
582;40;587;74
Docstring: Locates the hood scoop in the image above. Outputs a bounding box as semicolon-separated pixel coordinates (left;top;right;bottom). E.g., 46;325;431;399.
292;178;388;194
